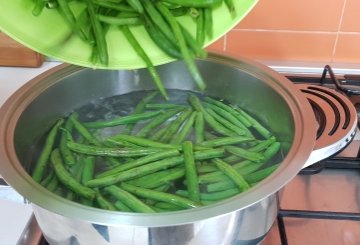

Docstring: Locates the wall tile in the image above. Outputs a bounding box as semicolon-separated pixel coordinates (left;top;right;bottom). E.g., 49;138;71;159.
340;0;360;32
333;34;360;63
206;36;225;52
226;30;336;62
236;0;345;32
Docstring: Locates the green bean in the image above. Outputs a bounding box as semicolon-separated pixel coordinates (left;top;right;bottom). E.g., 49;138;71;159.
141;0;176;44
94;148;222;188
122;91;158;135
108;134;179;149
199;142;281;184
57;0;87;41
221;138;275;163
261;141;281;161
106;138;141;148
206;179;235;192
51;149;96;200
97;15;142;25
170;6;189;16
176;188;239;201
204;7;213;38
154;202;184;211
249;137;277;152
41;169;55;187
213;158;250;191
114;200;133;212
203;101;252;136
203;97;252;127
126;0;144;13
125;26;170;99
121;183;202;209
66;160;86;200
95;192;117;211
69;113;123;167
75;8;96;44
84;110;162;128
81;156;96;185
225;0;236;17
136;108;182;138
194;148;225;160
46;174;59;192
199;136;254;148
160;108;193;142
161;0;222;7
116;11;140;18
244;164;280;184
182;141;200;201
149;125;168;141
144;14;182;59
86;0;109;65
45;0;59;9
32;0;46;16
104;185;155;213
198;161;254;184
126;167;184;188
145;103;185;110
156;2;206;90
96;149;180;178
208;163;280;192
222;154;242;164
225;146;264;162
153;183;171;192
86;156;184;187
233;161;262;175
196;8;205;46
69;112;100;146
238;109;272;139
67;141;162;157
206;107;246;136
188;94;235;136
32;119;64;183
59;118;76;166
197;164;217;173
180;25;207;58
204;131;217;140
195;111;205;143
170;111;197;144
93;0;135;12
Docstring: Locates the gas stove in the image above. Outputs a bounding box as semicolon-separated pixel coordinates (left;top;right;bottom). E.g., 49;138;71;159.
1;62;360;245
262;65;360;245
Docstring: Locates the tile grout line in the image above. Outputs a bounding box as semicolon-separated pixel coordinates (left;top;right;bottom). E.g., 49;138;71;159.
223;34;228;52
231;28;360;35
331;0;348;62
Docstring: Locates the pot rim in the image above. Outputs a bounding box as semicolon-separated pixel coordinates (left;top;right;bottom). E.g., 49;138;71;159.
0;53;317;227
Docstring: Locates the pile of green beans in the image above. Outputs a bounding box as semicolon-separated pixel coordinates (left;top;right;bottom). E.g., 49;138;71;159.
31;91;282;213
32;0;236;99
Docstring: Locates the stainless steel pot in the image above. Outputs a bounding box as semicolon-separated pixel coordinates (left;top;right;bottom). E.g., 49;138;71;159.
0;53;317;245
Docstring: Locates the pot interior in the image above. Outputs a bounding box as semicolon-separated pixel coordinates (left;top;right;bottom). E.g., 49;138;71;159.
15;58;294;171
1;54;316;226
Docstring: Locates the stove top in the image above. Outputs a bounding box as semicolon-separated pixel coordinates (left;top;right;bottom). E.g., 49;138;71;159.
262;65;360;245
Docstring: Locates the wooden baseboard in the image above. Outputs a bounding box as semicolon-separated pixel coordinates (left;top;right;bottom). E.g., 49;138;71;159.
0;32;44;68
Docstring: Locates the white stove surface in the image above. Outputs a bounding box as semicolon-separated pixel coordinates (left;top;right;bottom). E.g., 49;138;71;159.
0;62;60;244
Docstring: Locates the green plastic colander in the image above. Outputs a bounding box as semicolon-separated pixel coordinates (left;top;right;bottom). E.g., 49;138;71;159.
0;0;258;69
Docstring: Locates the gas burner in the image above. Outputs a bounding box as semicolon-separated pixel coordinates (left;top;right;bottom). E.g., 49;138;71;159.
297;84;358;167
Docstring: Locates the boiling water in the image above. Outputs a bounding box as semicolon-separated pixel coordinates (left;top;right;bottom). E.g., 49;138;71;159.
29;89;284;207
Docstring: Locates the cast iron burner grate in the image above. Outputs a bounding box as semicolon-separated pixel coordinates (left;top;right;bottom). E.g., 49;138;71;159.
276;65;360;245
